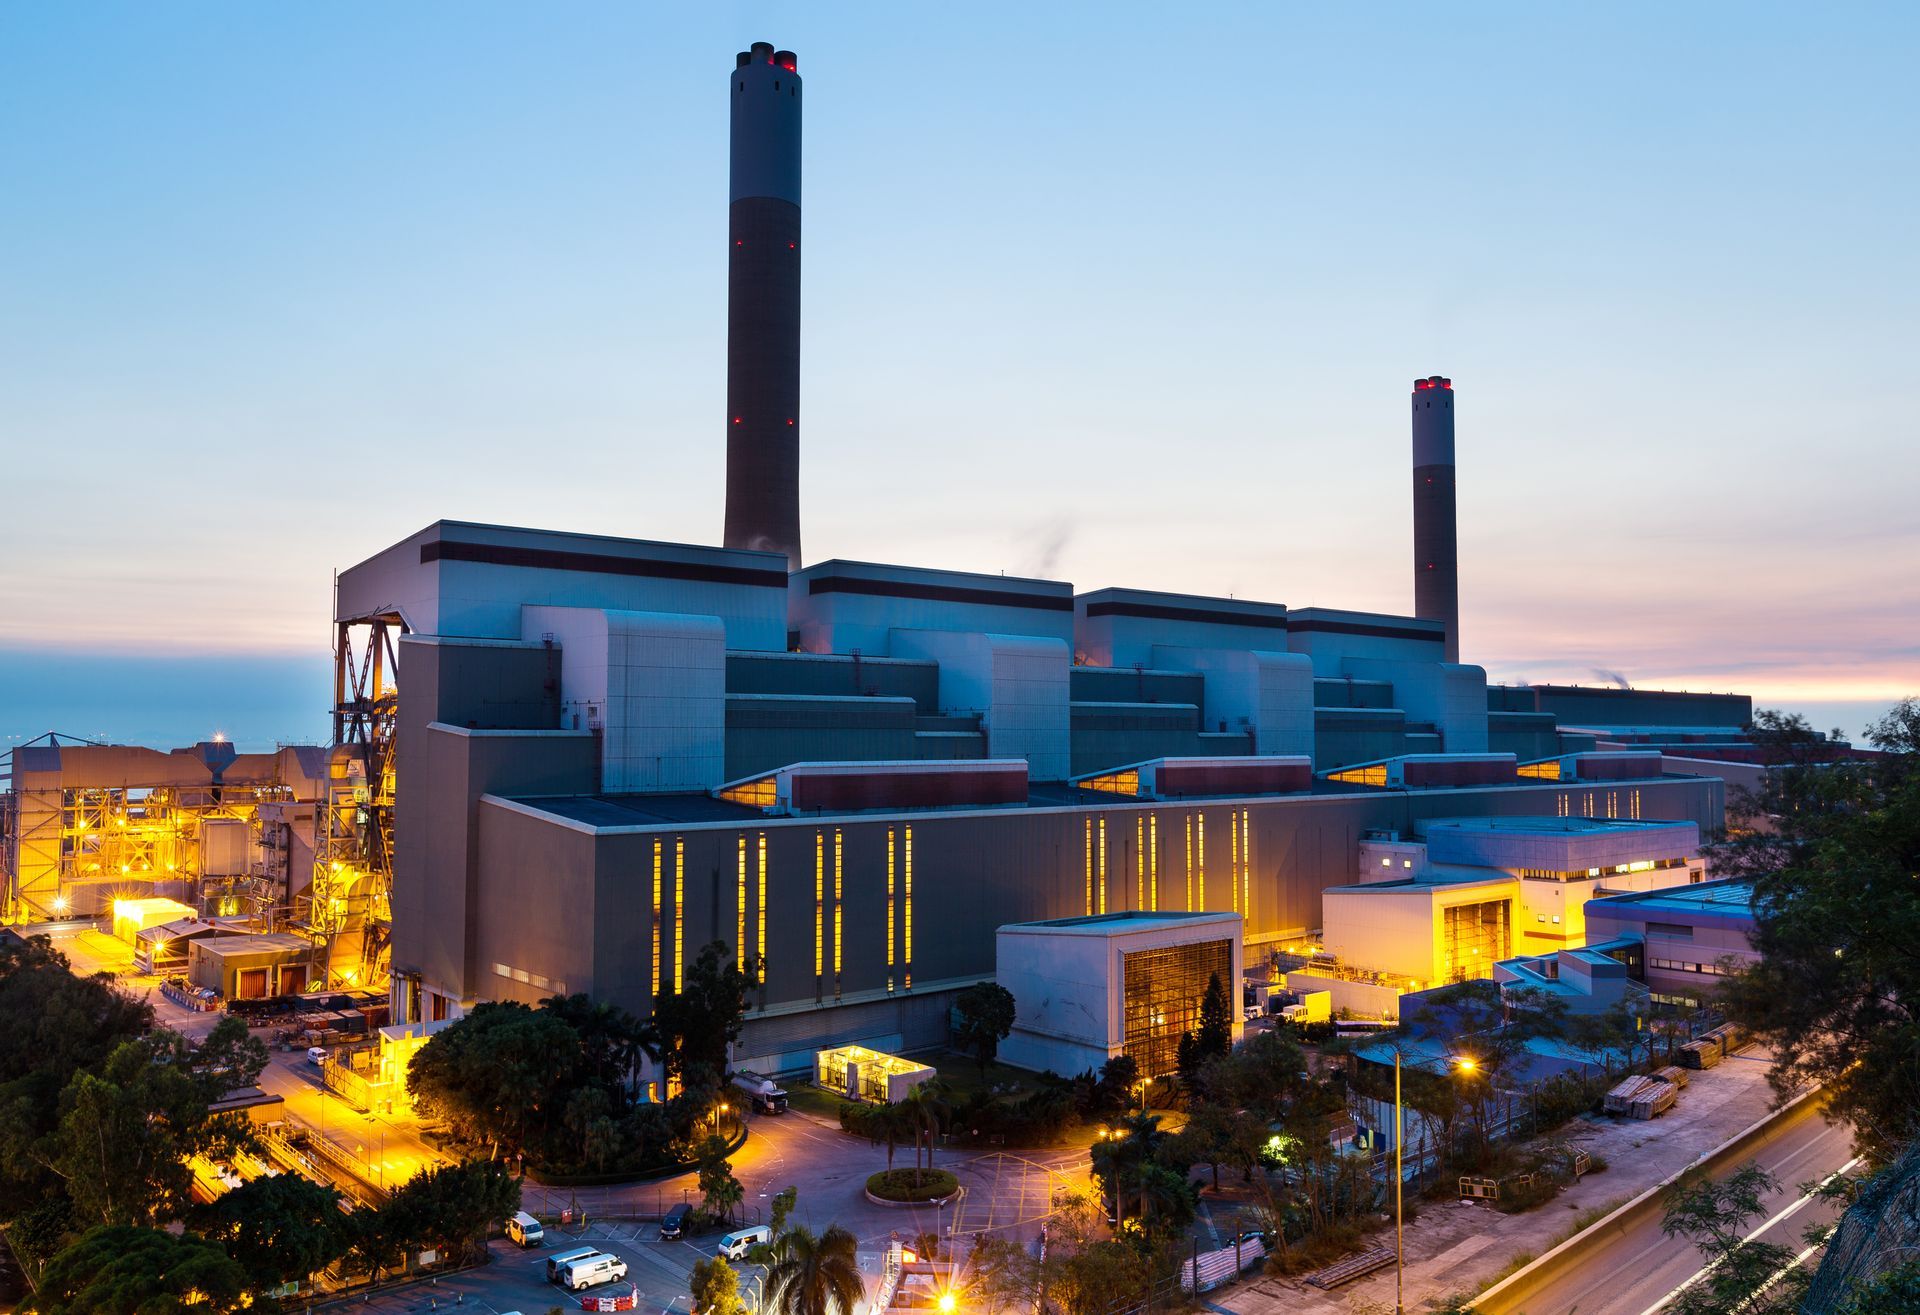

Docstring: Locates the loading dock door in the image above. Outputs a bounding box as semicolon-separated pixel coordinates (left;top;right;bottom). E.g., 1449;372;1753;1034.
238;968;269;999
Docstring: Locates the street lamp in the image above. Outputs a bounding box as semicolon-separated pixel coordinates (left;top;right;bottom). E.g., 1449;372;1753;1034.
1390;1050;1480;1315
937;1293;957;1313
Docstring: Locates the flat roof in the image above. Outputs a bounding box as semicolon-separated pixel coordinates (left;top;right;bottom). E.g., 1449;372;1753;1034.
1587;879;1754;917
1421;816;1692;837
1001;910;1238;935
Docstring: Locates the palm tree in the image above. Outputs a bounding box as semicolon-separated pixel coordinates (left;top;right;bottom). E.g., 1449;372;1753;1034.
766;1224;864;1315
852;1099;914;1174
901;1081;951;1185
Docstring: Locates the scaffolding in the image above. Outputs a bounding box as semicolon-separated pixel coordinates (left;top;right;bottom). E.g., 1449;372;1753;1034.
2;733;322;926
298;614;402;994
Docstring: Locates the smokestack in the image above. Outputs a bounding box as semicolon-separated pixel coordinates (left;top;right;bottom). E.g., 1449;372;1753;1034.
1412;375;1459;662
724;41;804;569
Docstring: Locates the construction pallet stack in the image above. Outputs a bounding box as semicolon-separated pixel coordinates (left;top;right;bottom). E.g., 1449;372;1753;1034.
1655;1064;1691;1089
1604;1073;1679;1119
1702;1023;1748;1055
1678;1035;1725;1070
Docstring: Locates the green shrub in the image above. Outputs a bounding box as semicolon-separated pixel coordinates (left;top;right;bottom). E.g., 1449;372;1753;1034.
865;1168;959;1202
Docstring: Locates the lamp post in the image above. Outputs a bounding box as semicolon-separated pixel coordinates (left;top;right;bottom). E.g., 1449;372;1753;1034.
1393;1050;1478;1315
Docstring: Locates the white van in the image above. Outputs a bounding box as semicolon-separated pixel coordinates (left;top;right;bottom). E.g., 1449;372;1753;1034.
546;1247;599;1283
506;1211;543;1247
718;1225;771;1260
556;1252;628;1292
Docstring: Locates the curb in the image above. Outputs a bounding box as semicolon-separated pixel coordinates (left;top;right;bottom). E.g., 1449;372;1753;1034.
1468;1084;1827;1314
863;1181;963;1210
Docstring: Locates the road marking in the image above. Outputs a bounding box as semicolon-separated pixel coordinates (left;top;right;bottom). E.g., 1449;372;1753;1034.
1632;1155;1861;1315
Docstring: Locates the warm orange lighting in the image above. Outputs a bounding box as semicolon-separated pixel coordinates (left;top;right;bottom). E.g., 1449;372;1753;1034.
1454;1056;1478;1074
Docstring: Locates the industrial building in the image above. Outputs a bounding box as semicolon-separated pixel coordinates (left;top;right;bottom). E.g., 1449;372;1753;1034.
304;40;1771;1087
0;42;1785;1088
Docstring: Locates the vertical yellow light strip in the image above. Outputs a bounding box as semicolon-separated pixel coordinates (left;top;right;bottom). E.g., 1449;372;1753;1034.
650;839;662;1001
756;833;768;983
903;825;914;990
1241;809;1251;920
1084;817;1094;916
1135;815;1145;909
886;827;896;993
833;829;843;997
1197;812;1206;910
673;837;685;994
1149;814;1159;911
736;835;747;964
1229;807;1240;914
813;831;824;994
1185;814;1193;910
1096;817;1107;915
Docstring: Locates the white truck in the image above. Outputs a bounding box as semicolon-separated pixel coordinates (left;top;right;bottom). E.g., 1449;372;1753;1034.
732;1069;789;1114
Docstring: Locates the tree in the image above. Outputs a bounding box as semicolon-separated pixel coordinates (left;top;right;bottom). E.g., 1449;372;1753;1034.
406;1001;585;1163
1660;1162;1810;1314
646;940;753;1088
901;1080;951;1185
691;1254;750;1315
967;1233;1035;1314
697;1133;744;1225
379;1159;521;1265
845;1099;913;1173
768;1183;799;1235
951;982;1017;1076
1717;700;1920;1159
49;1027;261;1227
1195;971;1234;1065
0;934;152;1087
765;1223;864;1315
25;1225;248;1315
192;1172;351;1290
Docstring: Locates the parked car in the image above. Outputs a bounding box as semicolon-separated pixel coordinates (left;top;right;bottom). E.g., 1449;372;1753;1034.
506;1211;543;1247
718;1225;771;1260
306;1046;328;1067
659;1201;693;1240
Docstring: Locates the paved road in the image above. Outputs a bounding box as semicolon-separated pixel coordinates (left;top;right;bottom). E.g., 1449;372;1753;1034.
1481;1096;1857;1315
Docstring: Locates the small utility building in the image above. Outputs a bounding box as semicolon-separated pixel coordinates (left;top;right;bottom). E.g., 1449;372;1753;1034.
996;910;1243;1079
187;933;313;1000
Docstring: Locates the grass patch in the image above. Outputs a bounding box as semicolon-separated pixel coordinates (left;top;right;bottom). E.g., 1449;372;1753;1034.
926;1054;1043;1100
866;1168;959;1202
785;1085;856;1121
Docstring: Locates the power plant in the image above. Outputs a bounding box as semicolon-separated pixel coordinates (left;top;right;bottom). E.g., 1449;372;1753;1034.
2;42;1772;1083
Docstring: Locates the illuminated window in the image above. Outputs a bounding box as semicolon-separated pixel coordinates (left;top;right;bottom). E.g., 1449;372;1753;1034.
833;829;844;998
1122;938;1232;1078
756;833;768;983
673;838;685;994
903;825;914;990
1518;760;1562;780
814;831;825;995
1148;813;1159;910
1197;812;1206;910
651;840;662;1002
1084;818;1094;916
1381;857;1392;867
1240;809;1251;919
1631;789;1643;820
1097;817;1107;915
1083;768;1140;796
886;827;897;993
1402;859;1413;869
718;775;777;809
737;835;747;965
1229;807;1240;914
1441;899;1510;982
1330;765;1388;786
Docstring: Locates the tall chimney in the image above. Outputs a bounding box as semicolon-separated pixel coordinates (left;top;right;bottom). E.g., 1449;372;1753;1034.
723;41;803;569
1412;375;1459;662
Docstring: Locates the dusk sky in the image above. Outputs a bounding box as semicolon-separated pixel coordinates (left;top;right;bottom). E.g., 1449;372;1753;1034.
3;3;1915;750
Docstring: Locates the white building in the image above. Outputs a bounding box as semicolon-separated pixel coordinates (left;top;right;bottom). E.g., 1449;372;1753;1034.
995;910;1243;1079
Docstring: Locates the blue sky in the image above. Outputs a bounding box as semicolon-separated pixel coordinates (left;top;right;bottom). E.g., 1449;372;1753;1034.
1;3;1915;748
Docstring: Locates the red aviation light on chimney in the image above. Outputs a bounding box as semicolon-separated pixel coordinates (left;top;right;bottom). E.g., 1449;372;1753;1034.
1413;375;1453;391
